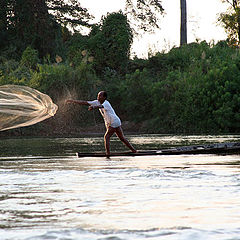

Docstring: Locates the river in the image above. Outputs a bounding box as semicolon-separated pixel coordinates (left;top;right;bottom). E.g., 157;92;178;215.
0;134;240;240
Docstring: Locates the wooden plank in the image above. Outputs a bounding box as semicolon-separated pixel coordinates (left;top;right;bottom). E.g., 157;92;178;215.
77;150;157;158
76;142;240;158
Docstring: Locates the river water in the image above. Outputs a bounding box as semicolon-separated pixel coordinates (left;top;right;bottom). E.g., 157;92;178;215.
0;134;240;240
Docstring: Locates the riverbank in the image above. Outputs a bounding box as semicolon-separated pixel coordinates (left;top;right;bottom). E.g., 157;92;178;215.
0;120;145;138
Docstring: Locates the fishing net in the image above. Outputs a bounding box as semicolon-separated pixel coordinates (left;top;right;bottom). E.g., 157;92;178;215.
0;85;58;131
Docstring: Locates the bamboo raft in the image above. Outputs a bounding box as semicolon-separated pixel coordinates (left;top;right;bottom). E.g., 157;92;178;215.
76;142;240;158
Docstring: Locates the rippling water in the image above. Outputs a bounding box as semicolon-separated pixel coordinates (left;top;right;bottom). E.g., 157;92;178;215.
0;135;240;240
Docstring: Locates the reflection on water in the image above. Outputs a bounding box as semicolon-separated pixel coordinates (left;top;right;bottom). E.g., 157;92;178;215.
0;135;240;240
2;134;240;157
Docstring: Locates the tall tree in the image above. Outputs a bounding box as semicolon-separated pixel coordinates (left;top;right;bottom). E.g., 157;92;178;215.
0;0;8;50
46;0;92;30
180;0;187;45
218;0;240;46
8;0;56;57
89;12;133;73
124;0;164;33
1;0;92;58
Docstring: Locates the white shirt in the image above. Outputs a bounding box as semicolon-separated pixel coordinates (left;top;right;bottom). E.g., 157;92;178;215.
88;100;121;128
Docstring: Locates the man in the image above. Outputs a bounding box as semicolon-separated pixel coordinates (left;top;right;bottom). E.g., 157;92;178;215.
67;91;137;157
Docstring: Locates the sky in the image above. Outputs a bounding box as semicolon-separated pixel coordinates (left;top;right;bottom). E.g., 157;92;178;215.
80;0;229;58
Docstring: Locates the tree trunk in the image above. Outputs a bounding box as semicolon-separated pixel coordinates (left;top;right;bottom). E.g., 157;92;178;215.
180;0;187;46
0;0;8;49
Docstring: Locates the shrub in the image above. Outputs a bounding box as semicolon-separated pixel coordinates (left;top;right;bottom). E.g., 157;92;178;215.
20;46;39;69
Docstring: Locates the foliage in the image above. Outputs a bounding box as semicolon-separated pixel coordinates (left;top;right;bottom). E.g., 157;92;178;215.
218;0;240;46
46;0;93;29
2;0;57;57
115;41;240;133
4;0;240;135
125;0;164;33
88;12;133;74
65;33;89;66
1;8;240;135
0;0;8;51
20;46;40;69
0;0;91;59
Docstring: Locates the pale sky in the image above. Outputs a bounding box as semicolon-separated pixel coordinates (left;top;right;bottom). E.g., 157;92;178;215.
80;0;229;58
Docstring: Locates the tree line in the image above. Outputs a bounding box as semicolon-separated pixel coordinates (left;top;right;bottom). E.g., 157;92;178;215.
1;0;240;136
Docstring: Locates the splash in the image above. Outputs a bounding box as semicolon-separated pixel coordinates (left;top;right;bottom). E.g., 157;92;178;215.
0;85;58;131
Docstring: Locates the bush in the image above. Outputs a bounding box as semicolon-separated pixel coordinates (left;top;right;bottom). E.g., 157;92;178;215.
20;46;39;69
1;39;240;135
88;12;133;74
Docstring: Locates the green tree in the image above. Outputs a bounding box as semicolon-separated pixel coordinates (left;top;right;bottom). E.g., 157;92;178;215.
10;0;59;58
0;0;8;50
89;12;133;74
124;0;164;32
20;46;39;69
0;0;92;58
46;0;92;30
218;0;240;46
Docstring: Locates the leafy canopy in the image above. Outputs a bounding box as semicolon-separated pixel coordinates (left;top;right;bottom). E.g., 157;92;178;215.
125;0;164;33
218;0;240;46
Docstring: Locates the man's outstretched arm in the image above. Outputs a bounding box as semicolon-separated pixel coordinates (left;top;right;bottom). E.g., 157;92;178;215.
66;100;90;105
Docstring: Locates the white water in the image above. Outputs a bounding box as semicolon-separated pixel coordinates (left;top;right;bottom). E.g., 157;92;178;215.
0;135;240;240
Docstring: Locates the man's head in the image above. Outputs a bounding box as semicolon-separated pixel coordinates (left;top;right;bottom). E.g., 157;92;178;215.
97;91;107;103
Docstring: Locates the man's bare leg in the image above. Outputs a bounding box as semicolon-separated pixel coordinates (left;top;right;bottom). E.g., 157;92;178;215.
104;126;115;157
115;126;137;153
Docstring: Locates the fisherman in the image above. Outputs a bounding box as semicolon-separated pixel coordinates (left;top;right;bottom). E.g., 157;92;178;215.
66;91;137;157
